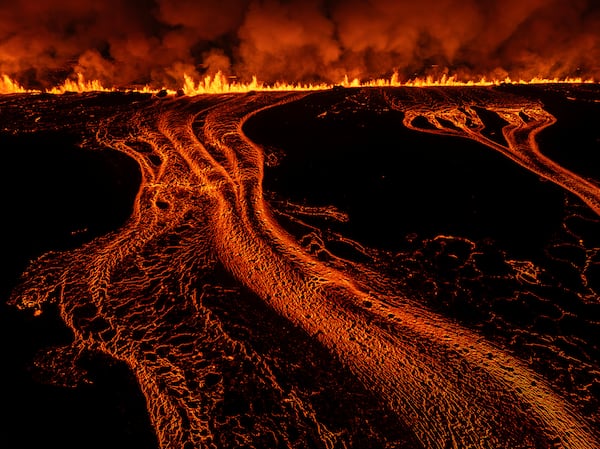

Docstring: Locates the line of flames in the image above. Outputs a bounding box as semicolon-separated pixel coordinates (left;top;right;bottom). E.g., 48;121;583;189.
1;71;596;96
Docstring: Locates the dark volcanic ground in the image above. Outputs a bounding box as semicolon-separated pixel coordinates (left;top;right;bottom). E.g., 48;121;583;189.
0;123;158;448
0;85;599;448
244;85;600;426
244;87;567;257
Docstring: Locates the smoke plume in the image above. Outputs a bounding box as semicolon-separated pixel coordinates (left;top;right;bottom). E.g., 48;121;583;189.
0;0;598;87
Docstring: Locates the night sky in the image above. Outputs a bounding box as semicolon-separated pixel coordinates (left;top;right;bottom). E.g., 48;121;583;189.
1;0;599;88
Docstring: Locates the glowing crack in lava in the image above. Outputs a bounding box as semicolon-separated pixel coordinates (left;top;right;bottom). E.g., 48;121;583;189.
6;86;600;449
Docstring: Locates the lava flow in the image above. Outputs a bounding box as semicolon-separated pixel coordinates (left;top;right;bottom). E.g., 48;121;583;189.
6;86;600;449
391;88;600;216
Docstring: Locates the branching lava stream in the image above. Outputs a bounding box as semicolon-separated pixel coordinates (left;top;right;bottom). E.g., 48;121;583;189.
7;87;600;449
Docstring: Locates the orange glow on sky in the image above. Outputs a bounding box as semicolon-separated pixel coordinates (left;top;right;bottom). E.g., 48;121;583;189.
0;0;599;90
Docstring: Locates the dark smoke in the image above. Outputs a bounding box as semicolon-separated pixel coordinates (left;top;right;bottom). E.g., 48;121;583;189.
0;0;598;88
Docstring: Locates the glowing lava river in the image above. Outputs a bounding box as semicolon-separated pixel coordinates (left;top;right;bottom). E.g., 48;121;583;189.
3;85;600;448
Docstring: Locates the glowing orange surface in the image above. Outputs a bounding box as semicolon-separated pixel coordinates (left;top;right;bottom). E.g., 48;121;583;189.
6;87;600;448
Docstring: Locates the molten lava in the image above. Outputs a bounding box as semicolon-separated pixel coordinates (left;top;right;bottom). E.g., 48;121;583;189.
4;85;599;448
2;1;600;446
0;71;596;95
0;74;29;94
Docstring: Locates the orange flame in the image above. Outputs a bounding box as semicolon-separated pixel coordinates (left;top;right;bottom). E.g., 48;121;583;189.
344;73;595;87
47;73;115;94
181;72;331;95
0;74;29;93
0;71;596;96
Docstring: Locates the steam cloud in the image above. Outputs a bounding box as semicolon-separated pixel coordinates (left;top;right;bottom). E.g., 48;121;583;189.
0;0;598;87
